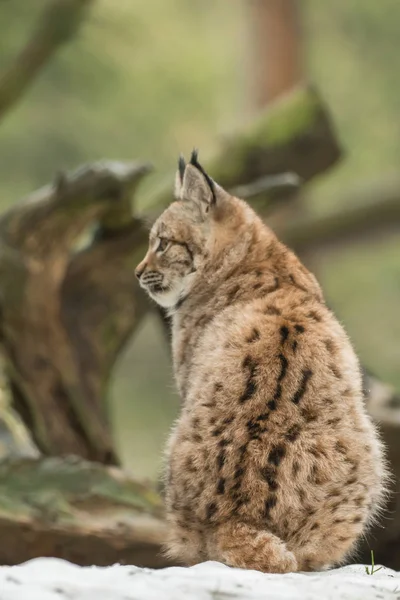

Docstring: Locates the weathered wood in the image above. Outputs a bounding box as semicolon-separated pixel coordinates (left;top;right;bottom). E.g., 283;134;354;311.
0;456;171;567
0;161;152;464
278;175;400;254
0;0;94;122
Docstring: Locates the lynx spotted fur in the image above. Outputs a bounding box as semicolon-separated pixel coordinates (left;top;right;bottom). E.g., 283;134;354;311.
135;151;387;573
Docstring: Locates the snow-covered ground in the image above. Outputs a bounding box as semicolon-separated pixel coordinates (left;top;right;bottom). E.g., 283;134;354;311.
0;559;398;600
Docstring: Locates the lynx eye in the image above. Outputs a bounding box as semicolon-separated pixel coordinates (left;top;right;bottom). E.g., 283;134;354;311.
156;238;170;253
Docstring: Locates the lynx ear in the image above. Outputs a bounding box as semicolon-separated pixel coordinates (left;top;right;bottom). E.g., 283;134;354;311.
174;154;186;198
175;150;216;212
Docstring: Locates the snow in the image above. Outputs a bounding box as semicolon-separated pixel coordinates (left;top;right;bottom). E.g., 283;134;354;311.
0;559;399;600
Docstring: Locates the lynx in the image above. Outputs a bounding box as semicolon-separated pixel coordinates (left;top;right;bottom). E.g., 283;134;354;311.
135;150;387;573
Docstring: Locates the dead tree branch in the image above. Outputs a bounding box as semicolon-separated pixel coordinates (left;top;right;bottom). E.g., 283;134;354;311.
0;0;94;122
0;161;152;464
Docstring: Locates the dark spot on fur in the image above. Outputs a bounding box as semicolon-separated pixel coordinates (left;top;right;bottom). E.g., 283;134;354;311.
217;451;226;471
261;465;278;491
192;433;202;442
307;310;322;322
324;339;335;353
246;328;260;343
308;464;322;484
202;400;216;409
268;444;286;466
214;382;223;392
267;277;280;294
240;380;257;404
301;407;320;426
278;353;289;381
185;457;197;473
346;476;357;486
222;416;235;425
286;425;301;442
263;495;277;518
239;443;248;457
280;325;289;343
256;413;269;421
212;427;225;437
298;489;306;502
291;369;313;404
240;356;258;403
353;516;363;524
267;399;277;410
234;466;245;479
227;284;240;304
217;478;225;495
270;353;289;407
206;502;217;520
263;306;281;316
218;438;231;448
310;523;320;531
209;417;216;426
253;282;263;291
327;417;341;426
335;441;348;455
247;418;268;440
294;324;305;334
292;340;298;352
231;481;241;493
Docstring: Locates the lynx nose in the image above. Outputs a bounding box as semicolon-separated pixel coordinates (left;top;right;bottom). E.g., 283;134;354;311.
135;262;146;280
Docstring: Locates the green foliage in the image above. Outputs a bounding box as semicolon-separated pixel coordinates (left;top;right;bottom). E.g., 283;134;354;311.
365;550;383;575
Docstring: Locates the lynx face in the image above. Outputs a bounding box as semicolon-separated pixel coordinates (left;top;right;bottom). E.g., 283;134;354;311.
135;209;200;308
135;151;224;309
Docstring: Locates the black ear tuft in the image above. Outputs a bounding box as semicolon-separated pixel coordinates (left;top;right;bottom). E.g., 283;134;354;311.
189;148;216;205
190;148;199;165
178;154;186;182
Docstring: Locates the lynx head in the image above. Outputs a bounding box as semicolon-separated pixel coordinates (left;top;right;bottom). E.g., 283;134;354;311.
135;150;242;310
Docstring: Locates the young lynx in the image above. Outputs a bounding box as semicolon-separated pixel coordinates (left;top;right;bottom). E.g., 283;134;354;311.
135;151;387;573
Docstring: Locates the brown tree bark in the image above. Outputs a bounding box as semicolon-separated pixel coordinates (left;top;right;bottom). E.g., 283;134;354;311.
0;161;152;464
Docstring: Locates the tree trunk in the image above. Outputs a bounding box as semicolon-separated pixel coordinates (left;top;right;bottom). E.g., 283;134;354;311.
247;0;303;108
0;161;152;464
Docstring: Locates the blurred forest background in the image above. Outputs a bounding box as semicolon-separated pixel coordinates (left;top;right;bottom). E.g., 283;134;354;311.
1;0;400;481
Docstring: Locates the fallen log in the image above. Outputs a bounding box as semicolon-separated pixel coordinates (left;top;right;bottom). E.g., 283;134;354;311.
0;456;171;568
